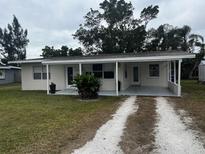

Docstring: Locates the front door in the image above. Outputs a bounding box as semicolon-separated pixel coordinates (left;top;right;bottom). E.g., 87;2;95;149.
133;66;140;84
67;67;73;87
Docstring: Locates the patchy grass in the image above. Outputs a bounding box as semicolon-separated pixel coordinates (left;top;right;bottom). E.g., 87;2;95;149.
120;97;156;154
0;83;122;154
170;80;205;133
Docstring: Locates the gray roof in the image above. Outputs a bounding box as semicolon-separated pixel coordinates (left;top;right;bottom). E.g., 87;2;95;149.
0;61;21;69
8;51;195;64
44;51;193;61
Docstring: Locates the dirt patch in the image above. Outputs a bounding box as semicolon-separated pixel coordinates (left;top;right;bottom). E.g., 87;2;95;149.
120;97;156;154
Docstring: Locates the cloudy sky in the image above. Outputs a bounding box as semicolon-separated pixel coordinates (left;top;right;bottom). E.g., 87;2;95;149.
0;0;204;58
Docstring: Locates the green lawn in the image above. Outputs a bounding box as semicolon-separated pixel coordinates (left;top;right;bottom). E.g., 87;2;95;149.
0;84;122;154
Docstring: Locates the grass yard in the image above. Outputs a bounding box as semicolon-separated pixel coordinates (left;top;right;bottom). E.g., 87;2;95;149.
0;84;122;154
170;80;205;134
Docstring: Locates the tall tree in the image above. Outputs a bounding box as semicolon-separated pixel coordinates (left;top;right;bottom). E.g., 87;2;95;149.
41;45;83;58
42;46;68;58
69;47;83;56
187;34;204;78
0;15;29;62
74;0;159;55
140;5;159;27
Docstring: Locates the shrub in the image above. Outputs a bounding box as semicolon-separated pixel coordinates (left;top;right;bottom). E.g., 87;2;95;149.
73;74;100;99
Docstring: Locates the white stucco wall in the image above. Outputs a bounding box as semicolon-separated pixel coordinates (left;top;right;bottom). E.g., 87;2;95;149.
119;61;168;90
21;61;169;91
82;63;116;91
50;65;65;90
21;63;47;90
21;63;66;90
168;81;178;95
139;62;168;87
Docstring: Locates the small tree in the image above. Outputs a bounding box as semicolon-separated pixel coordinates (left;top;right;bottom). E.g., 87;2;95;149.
73;74;100;99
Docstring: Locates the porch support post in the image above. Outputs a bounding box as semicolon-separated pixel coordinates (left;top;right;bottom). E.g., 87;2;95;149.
46;64;49;94
115;61;119;96
178;59;182;96
167;61;170;81
169;61;172;82
174;60;176;84
79;63;82;75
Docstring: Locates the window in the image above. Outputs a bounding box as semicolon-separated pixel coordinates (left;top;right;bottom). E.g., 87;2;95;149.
93;64;102;71
124;64;127;79
33;66;42;80
93;64;102;78
104;71;114;79
0;70;5;79
149;64;159;77
33;66;50;80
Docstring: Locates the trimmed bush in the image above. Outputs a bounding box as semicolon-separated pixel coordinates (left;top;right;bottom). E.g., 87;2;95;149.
73;74;100;99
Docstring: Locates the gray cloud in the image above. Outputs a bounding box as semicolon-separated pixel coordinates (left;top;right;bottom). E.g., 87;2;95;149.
0;0;205;58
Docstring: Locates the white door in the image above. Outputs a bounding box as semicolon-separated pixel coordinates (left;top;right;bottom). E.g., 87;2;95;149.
132;66;140;85
66;67;74;88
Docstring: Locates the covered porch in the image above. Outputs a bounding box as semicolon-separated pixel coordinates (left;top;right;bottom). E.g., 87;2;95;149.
41;52;194;97
55;85;176;96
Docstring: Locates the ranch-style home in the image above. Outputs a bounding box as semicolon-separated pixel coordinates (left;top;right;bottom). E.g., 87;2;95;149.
9;51;195;97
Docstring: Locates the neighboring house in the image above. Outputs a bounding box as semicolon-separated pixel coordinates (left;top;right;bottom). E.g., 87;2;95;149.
198;60;205;82
0;61;21;84
9;51;194;96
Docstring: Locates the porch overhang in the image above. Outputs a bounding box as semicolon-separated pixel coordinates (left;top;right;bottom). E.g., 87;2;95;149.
41;53;195;65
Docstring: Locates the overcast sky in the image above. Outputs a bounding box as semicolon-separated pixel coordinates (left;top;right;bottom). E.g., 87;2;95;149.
0;0;204;58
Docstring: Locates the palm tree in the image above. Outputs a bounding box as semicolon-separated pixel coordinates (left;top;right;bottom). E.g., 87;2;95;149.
188;34;204;79
179;25;191;51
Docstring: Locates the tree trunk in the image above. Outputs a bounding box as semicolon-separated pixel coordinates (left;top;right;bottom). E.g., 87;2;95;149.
188;61;200;79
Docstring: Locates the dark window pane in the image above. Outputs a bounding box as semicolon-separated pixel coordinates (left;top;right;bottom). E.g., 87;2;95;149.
133;67;139;82
34;73;41;79
42;73;47;79
104;71;114;79
149;64;159;77
93;72;102;78
124;70;127;79
42;73;51;79
93;64;102;71
67;67;73;85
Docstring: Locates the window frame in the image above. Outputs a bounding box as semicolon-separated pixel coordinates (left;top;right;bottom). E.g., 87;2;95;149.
33;65;50;80
92;64;103;78
104;71;114;79
149;64;160;78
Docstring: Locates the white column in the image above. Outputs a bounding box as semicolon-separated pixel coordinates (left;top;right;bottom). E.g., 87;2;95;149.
169;61;172;81
167;61;170;81
46;64;49;94
178;59;182;96
79;63;82;75
174;60;176;84
115;61;119;96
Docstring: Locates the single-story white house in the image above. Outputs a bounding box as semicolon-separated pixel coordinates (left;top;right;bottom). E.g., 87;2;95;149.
9;51;195;97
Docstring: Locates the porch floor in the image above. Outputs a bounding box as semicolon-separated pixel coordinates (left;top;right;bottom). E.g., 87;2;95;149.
55;85;176;97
